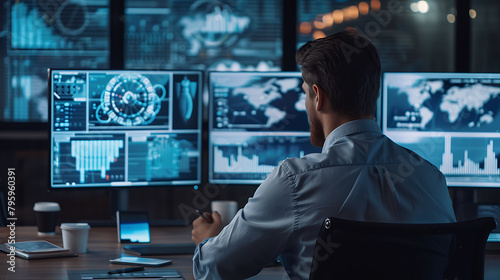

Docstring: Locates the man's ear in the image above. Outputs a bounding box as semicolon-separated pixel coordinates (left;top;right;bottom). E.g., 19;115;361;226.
312;84;325;111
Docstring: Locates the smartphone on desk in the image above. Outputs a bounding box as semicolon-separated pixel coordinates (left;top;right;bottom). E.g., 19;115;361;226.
110;256;172;267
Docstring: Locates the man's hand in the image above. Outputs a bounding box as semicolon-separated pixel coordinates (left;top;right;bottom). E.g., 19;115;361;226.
192;211;223;245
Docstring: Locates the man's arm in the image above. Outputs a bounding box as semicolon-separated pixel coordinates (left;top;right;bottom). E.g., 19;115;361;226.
192;163;295;280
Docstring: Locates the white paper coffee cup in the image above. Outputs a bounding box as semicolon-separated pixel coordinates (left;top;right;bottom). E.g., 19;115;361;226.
211;200;238;226
61;223;91;254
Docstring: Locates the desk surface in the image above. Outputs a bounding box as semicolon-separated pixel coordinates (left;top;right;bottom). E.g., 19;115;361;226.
1;226;500;280
0;226;285;280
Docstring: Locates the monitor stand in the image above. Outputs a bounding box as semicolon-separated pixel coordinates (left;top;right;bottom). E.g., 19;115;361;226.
79;189;128;227
110;189;129;215
80;189;187;227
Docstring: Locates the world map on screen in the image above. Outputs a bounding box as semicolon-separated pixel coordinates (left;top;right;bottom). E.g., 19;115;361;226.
213;76;309;132
386;75;500;132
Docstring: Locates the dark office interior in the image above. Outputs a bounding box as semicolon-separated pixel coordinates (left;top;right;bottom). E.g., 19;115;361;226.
0;0;499;239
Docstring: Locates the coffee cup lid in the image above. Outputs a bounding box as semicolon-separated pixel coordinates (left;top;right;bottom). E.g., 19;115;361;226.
211;200;238;205
33;202;60;212
60;223;90;230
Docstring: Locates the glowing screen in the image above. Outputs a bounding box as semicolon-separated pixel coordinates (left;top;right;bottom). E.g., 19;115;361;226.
1;0;109;122
124;0;283;71
208;71;321;184
49;69;202;188
383;72;500;187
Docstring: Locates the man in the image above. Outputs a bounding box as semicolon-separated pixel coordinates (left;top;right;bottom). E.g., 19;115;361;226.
192;30;456;279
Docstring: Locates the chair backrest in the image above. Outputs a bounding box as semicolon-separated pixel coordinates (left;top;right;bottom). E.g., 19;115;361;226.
309;217;496;280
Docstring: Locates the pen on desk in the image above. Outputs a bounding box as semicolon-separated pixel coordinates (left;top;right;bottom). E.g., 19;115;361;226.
107;266;144;274
196;209;213;222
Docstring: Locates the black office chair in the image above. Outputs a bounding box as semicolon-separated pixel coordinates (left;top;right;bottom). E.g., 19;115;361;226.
309;217;496;280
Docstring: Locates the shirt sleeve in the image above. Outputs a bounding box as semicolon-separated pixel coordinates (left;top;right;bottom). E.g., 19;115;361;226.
193;162;295;280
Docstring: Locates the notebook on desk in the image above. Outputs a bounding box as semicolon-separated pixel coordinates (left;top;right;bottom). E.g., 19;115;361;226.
124;243;197;256
1;240;77;260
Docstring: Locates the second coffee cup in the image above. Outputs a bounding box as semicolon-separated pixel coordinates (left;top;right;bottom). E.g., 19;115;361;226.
33;202;60;236
211;200;238;226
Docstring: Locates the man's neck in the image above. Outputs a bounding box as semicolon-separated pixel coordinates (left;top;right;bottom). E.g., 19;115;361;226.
321;113;374;139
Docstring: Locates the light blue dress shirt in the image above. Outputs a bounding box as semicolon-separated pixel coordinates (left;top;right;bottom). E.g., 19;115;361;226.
193;119;456;280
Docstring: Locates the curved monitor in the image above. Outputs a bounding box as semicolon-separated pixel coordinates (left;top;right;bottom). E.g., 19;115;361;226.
382;72;500;188
49;69;202;189
208;71;321;184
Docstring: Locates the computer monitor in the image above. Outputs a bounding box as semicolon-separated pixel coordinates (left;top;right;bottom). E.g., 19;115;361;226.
382;72;500;188
208;71;321;184
124;0;283;71
49;69;202;189
1;1;110;124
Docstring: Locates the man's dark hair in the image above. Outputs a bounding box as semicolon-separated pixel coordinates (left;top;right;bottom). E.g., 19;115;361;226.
296;30;381;117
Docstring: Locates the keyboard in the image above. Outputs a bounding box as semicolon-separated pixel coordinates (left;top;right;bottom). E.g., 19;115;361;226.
69;269;183;279
124;243;197;256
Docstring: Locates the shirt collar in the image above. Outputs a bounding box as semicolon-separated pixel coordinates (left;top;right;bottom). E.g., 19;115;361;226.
321;119;382;153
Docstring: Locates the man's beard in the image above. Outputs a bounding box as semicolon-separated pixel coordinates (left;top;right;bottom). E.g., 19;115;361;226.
309;114;325;147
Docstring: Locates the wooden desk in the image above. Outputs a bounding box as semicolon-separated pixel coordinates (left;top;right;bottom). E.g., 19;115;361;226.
0;226;285;280
1;226;499;280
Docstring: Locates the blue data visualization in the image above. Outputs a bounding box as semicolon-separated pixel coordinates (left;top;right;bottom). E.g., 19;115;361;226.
50;70;202;189
1;0;109;122
211;133;318;183
383;73;500;187
52;135;125;185
209;72;321;184
124;0;283;71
